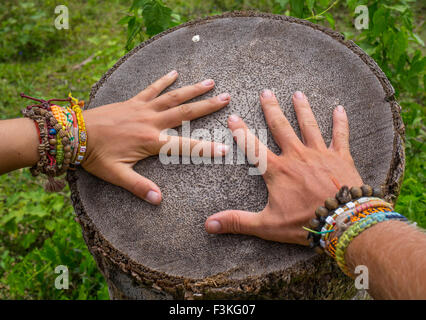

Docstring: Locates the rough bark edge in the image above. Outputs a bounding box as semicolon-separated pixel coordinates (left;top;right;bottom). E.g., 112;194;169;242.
67;11;405;298
68;171;355;299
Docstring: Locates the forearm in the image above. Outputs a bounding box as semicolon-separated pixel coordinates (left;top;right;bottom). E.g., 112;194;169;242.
0;118;40;174
345;220;426;299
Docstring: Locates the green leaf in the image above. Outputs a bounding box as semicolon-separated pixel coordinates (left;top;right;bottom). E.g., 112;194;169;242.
44;219;56;232
142;0;172;37
324;12;335;29
117;16;132;25
319;0;330;7
391;31;408;65
372;8;387;36
382;4;408;13
306;0;315;11
125;16;141;50
342;31;354;40
21;232;38;249
358;41;378;57
411;32;425;47
289;0;304;18
130;0;148;12
396;54;406;74
275;0;289;10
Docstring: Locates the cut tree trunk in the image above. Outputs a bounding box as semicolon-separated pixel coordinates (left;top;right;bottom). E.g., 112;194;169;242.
68;12;405;300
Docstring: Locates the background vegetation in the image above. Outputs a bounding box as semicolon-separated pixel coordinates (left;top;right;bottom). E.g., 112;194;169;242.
0;0;424;299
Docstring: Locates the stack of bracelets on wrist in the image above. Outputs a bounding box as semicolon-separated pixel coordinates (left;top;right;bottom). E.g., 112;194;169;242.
20;93;87;192
304;184;409;278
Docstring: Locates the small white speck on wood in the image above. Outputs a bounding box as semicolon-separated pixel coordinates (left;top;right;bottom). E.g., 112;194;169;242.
192;35;200;42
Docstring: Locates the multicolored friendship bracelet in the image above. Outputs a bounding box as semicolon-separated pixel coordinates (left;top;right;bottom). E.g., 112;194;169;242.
303;184;409;277
335;211;408;277
69;94;87;166
20;93;87;192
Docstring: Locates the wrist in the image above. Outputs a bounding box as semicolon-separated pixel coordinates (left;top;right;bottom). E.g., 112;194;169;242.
0;118;40;173
21;117;41;167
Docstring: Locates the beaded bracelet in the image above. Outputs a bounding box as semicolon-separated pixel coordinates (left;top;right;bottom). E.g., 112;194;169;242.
322;198;393;240
20;93;87;192
305;184;385;253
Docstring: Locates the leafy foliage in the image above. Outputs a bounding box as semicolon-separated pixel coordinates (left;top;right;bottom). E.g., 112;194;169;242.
0;0;127;299
119;0;182;50
344;0;425;99
395;101;426;228
0;1;69;62
0;171;109;299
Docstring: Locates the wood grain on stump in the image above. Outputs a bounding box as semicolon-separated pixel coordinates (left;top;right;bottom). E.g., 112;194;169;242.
68;12;405;300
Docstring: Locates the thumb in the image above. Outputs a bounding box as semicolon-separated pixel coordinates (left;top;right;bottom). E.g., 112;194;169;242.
205;210;262;236
109;164;162;205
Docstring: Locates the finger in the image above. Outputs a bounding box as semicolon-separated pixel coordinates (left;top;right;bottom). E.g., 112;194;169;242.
111;165;162;205
329;105;350;153
150;78;216;111
227;114;272;175
157;134;230;158
134;70;178;102
292;91;326;150
205;210;263;236
259;89;301;151
159;93;230;128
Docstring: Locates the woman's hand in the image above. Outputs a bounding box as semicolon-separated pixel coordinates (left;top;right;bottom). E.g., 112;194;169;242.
82;70;230;205
205;90;362;245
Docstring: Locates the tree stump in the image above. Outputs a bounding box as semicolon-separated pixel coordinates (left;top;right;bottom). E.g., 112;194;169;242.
68;12;405;300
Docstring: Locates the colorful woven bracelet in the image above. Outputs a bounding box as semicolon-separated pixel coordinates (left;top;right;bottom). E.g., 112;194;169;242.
335;211;408;277
20;93;86;192
69;94;87;166
323;205;395;257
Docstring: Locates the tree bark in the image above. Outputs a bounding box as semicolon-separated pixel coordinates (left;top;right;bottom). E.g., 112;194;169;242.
68;12;404;300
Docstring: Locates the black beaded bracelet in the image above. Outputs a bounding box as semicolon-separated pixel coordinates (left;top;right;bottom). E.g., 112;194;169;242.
306;184;385;254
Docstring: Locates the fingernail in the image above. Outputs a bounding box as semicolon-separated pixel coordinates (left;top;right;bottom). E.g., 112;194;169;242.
294;91;304;99
215;144;230;156
218;93;230;101
146;190;160;204
336;105;345;113
167;70;177;77
261;89;273;99
201;79;214;86
229;114;239;122
207;220;221;233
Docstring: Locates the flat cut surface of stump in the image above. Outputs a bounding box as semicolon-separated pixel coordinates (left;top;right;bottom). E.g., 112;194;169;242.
69;12;404;298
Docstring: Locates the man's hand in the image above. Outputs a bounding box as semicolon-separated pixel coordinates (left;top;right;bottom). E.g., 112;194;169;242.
205;90;363;245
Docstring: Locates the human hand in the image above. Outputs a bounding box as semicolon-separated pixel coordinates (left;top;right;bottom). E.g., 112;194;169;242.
205;90;363;245
82;70;231;205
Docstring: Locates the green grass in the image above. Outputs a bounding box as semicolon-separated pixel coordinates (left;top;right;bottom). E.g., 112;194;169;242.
0;0;128;300
0;0;424;299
